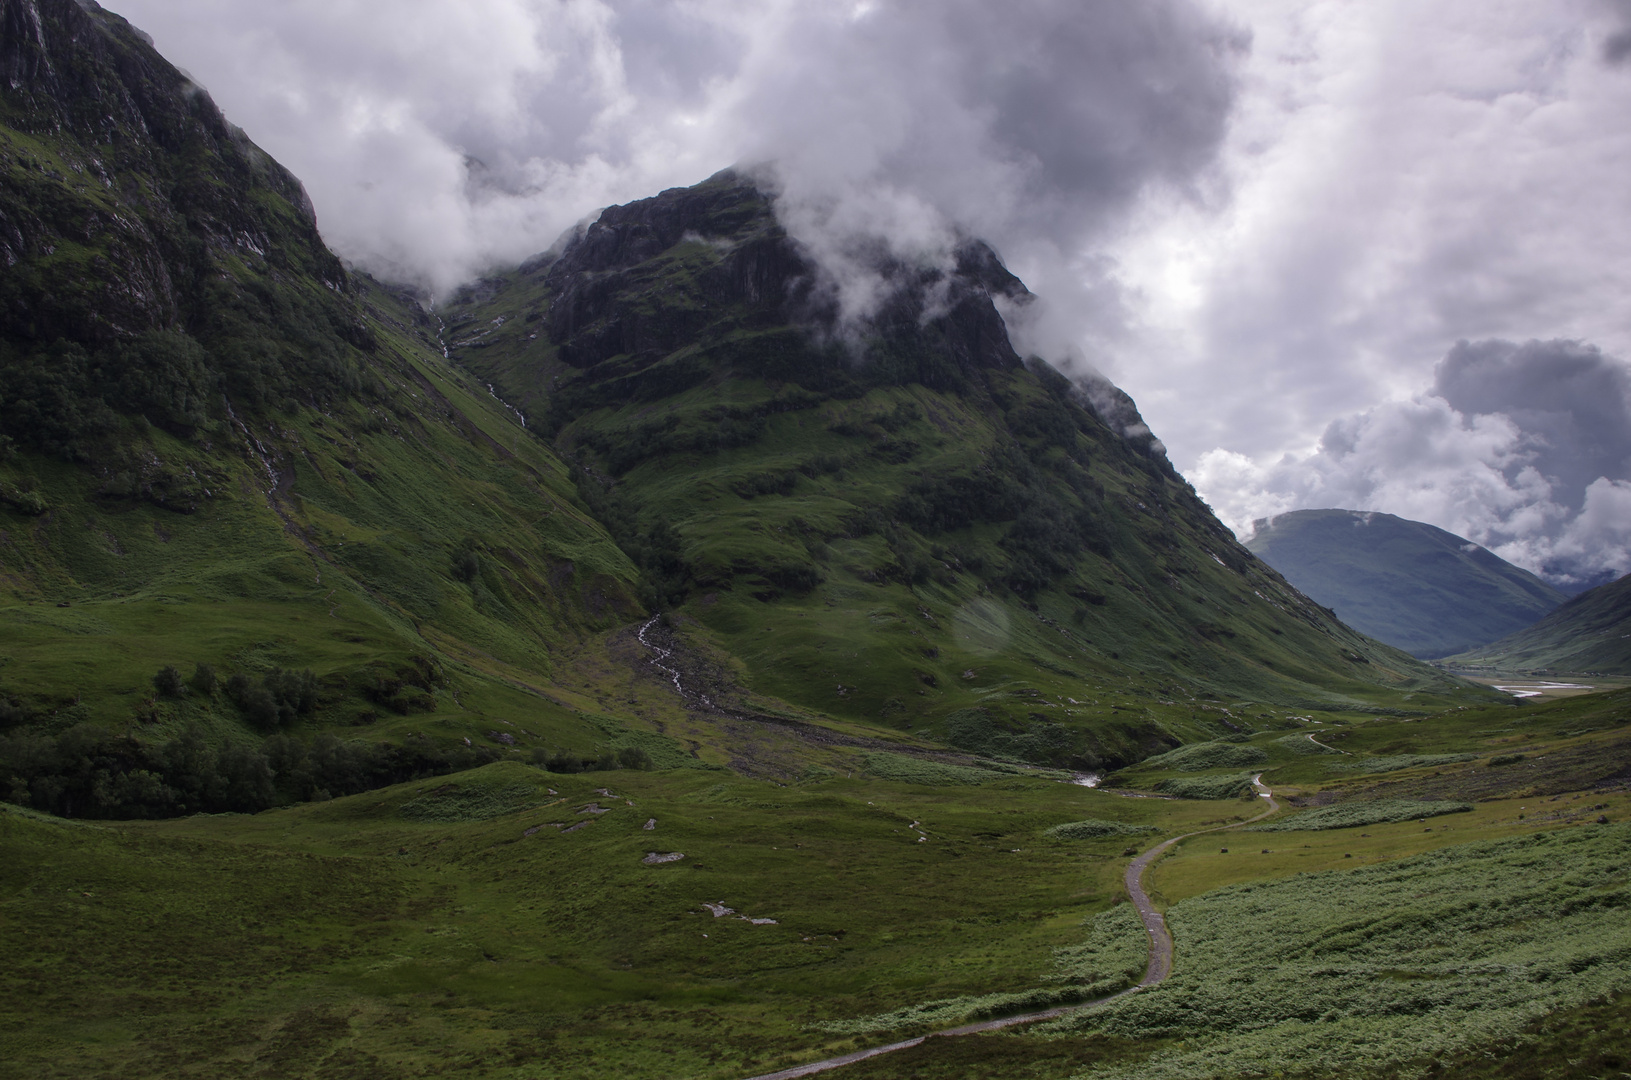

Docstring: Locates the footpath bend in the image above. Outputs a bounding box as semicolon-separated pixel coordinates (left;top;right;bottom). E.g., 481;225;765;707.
742;776;1282;1080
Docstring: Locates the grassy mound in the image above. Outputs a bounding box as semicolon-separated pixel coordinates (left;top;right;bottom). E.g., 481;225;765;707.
1247;798;1472;832
1143;741;1268;772
818;903;1148;1035
397;779;543;823
1044;819;1162;840
1156;773;1257;800
1274;733;1343;756
863;752;1006;786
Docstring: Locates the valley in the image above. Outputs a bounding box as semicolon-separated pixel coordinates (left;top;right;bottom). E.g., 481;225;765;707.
1;2;1629;1078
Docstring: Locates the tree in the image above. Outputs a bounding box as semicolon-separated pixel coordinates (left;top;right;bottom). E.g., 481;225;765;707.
152;665;185;698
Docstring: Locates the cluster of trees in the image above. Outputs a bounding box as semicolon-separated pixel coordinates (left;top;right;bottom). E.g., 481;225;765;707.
531;746;652;773
0;723;500;819
152;662;320;731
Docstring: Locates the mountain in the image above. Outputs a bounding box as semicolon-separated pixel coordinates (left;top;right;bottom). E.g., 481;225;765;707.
1245;509;1566;658
0;0;1487;824
0;0;650;816
438;170;1484;759
1445;572;1631;674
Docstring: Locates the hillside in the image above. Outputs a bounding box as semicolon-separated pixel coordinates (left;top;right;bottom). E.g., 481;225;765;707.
1246;509;1566;658
0;0;652;816
1446;572;1631;674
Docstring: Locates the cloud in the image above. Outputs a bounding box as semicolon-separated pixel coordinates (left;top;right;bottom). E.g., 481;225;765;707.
1194;338;1631;587
1105;0;1631;471
109;0;1243;316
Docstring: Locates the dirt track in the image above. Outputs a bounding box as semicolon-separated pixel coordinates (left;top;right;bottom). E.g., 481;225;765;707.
741;777;1282;1080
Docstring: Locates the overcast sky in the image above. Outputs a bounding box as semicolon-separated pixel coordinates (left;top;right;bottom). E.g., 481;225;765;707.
112;0;1631;587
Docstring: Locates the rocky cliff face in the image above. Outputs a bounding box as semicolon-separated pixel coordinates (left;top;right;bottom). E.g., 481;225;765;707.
0;0;365;457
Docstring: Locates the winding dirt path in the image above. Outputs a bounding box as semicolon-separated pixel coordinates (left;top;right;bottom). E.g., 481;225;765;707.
741;776;1281;1080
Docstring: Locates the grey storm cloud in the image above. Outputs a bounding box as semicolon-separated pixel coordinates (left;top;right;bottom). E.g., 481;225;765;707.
1603;0;1631;63
1434;339;1631;514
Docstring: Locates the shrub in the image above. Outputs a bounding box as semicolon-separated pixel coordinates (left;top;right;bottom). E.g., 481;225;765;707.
190;663;218;695
152;665;185;698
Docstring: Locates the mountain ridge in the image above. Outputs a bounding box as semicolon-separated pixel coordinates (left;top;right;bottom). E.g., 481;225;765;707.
1446;571;1631;674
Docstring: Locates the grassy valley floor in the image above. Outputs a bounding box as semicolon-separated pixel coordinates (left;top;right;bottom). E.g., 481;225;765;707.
4;688;1630;1079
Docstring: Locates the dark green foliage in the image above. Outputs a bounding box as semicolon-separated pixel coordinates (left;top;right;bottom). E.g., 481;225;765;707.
190;662;218;695
151;664;184;698
0;721;499;818
225;667;318;729
617;745;653;770
943;708;1076;766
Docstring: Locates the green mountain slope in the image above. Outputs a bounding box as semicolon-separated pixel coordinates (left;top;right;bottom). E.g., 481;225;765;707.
1246;509;1566;658
1447;572;1631;674
440;171;1483;769
0;0;656;816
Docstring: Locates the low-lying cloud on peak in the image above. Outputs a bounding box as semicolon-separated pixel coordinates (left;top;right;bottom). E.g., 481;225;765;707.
114;0;1243;352
1197;338;1631;588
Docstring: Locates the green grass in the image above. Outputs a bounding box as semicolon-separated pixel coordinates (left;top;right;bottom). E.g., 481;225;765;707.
1044;819;1162;840
2;760;1217;1079
1048;824;1631;1080
1141;740;1267;771
1245;797;1473;832
1155;773;1258;799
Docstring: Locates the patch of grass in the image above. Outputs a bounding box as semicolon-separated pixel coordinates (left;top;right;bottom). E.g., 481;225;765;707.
1155;773;1257;800
1246;798;1473;832
1142;740;1268;771
397;779;543;822
1336;752;1480;773
1044;819;1161;840
1274;733;1343;755
1049;824;1631;1080
863;752;1006;786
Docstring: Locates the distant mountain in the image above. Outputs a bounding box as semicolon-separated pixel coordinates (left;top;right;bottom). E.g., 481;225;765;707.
1445;573;1631;674
1245;509;1566;658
